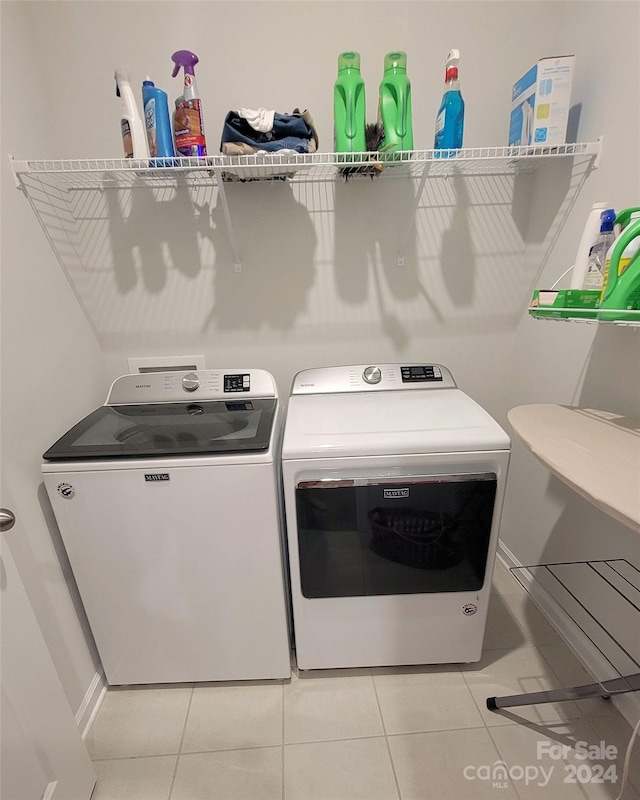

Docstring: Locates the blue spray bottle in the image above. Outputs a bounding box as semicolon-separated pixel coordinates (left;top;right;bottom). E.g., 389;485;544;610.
434;49;465;153
171;50;207;157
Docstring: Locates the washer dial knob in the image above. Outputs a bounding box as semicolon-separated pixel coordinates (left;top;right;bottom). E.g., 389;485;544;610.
363;366;382;385
182;372;200;392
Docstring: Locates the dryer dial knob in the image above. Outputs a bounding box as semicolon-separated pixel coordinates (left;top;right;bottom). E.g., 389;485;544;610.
363;366;382;385
182;372;200;392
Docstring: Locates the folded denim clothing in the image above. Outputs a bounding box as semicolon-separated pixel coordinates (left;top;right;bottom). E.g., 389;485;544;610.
220;108;318;155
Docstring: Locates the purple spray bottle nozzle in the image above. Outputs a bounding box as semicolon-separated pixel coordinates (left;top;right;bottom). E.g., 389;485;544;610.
171;50;199;78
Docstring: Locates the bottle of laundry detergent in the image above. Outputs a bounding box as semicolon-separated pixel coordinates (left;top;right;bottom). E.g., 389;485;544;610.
378;51;413;153
115;67;149;161
142;77;176;165
434;49;464;153
569;203;609;289
334;51;366;154
598;213;640;321
171;50;207;157
583;209;616;291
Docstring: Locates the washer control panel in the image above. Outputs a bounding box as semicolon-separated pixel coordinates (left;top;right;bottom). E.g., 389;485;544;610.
106;369;276;404
291;364;456;395
401;365;443;383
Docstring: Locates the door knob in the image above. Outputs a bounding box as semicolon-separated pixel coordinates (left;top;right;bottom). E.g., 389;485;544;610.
0;509;16;532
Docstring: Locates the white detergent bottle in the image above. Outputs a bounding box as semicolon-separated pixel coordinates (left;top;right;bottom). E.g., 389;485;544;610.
569;202;609;288
115;67;149;161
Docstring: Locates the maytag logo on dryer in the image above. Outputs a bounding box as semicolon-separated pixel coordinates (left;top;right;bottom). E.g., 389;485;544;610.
144;473;170;482
384;488;410;498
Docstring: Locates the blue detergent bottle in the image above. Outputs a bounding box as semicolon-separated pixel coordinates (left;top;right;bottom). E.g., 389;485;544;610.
434;49;465;153
142;77;176;165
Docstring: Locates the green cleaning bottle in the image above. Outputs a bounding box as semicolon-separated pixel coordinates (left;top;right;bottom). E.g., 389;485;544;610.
378;51;413;154
598;214;640;321
334;52;366;154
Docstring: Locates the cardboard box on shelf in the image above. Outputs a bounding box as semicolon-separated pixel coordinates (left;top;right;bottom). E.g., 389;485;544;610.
509;55;575;146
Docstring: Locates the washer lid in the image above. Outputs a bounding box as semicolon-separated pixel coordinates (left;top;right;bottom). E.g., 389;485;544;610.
282;389;510;458
43;399;277;461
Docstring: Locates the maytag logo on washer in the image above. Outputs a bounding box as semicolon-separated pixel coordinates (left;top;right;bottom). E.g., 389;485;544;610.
463;603;478;616
57;482;75;499
145;473;170;482
384;488;409;498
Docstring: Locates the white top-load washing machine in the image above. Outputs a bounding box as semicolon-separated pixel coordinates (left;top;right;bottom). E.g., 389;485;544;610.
42;369;291;685
281;364;511;670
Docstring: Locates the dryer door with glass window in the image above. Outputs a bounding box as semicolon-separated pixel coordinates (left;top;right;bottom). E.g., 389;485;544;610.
295;473;497;599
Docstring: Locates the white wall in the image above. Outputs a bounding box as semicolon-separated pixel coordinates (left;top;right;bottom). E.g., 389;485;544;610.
1;0;638;715
1;2;106;714
500;0;640;571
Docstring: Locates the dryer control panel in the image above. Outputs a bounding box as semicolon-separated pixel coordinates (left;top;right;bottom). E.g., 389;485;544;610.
291;364;456;394
401;365;442;382
106;369;277;404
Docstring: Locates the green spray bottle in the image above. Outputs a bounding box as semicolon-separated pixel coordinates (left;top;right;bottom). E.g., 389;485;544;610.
334;52;366;154
378;51;413;153
598;212;640;321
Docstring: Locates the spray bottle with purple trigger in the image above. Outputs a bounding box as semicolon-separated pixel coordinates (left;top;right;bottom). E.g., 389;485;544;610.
171;50;207;157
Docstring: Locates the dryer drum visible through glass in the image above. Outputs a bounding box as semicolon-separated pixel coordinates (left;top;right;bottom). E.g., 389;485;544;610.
295;474;497;598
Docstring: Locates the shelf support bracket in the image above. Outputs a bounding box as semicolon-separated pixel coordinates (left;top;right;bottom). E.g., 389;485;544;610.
593;135;604;170
210;167;242;272
8;155;28;190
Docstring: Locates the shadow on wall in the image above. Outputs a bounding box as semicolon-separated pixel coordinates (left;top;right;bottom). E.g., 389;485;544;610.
334;177;422;349
578;326;640;417
50;176;317;342
439;173;474;307
106;185;204;295
206;181;316;332
334;177;418;302
20;148;595;346
512;158;573;245
511;101;582;248
333;172;476;312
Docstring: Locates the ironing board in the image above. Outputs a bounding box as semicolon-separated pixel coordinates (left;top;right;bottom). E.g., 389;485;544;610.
487;404;640;711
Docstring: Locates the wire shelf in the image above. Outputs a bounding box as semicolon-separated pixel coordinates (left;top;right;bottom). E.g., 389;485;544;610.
529;309;640;327
514;560;640;680
10;142;602;190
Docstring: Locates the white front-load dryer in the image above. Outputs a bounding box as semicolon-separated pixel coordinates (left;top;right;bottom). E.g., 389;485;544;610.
281;364;511;670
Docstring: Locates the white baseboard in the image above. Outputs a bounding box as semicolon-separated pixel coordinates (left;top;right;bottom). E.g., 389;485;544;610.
496;540;640;728
75;669;107;739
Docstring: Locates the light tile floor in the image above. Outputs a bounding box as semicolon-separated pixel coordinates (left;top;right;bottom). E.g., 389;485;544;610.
87;561;640;800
